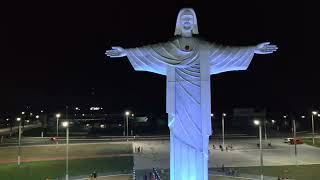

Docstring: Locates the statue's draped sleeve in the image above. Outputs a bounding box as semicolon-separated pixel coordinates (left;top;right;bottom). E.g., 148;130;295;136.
207;43;256;75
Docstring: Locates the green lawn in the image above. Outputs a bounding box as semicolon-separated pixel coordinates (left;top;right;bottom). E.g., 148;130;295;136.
0;143;132;162
235;164;320;180
0;156;133;180
303;138;320;148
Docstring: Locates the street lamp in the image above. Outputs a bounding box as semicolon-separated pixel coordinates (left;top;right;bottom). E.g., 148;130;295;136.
62;121;69;180
222;113;226;148
254;120;263;180
16;117;22;166
311;111;318;145
56;113;61;138
131;114;135;136
125;111;130;141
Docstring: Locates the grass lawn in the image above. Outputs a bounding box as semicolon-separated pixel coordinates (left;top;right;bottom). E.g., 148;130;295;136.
0;143;132;162
234;164;320;180
0;156;133;180
303;138;320;148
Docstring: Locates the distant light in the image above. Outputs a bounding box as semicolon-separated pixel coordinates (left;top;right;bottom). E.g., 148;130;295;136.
62;121;69;127
26;120;30;123
118;124;122;127
318;114;320;117
271;120;276;123
283;115;287;118
125;111;130;116
90;107;100;111
30;113;33;116
211;113;214;117
86;124;90;127
35;115;39;119
301;116;306;119
16;117;21;122
6;118;9;121
82;114;85;116
75;107;80;110
254;120;260;126
312;111;318;115
100;124;105;128
22;112;25;115
132;114;135;117
40;110;44;113
222;113;226;117
56;113;61;118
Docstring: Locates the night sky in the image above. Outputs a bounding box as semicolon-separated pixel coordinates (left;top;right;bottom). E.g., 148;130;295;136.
1;1;310;116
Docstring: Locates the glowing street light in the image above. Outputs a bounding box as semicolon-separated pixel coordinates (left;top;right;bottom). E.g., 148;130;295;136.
56;113;61;139
21;112;25;115
271;120;276;124
16;117;22;165
254;120;263;180
125;111;130;141
62;121;69;180
311;111;318;145
222;113;226;147
36;115;39;119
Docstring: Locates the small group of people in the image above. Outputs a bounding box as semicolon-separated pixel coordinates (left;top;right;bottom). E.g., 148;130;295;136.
90;170;97;179
220;164;239;176
278;177;290;180
214;144;233;152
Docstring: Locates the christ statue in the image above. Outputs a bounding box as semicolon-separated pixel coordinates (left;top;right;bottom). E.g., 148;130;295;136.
106;8;277;180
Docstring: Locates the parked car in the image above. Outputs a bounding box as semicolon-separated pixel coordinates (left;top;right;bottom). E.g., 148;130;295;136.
290;138;303;145
284;138;293;143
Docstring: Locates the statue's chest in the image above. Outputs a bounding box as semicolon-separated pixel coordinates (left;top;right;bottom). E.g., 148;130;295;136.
178;38;195;51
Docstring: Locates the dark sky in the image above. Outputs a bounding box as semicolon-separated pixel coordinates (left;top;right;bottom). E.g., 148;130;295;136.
0;1;311;115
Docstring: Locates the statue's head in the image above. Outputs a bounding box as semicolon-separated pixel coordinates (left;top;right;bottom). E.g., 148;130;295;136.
174;8;199;36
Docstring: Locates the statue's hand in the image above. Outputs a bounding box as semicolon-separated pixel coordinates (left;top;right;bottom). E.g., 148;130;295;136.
254;42;278;54
105;46;127;58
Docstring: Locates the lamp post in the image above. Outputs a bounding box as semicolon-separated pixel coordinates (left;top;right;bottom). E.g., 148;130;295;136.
62;121;69;180
211;113;214;134
222;113;226;148
56;113;61;138
311;111;318;145
16;117;22;166
254;120;263;180
293;119;297;166
131;114;135;136
125;111;130;141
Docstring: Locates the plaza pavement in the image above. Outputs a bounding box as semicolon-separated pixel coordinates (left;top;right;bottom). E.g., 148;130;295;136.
132;138;320;170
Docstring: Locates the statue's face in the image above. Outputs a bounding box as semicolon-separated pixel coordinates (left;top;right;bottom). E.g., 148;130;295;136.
180;11;194;31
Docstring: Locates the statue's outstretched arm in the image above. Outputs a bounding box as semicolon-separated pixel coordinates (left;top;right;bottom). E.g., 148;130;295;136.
254;42;278;54
105;46;127;58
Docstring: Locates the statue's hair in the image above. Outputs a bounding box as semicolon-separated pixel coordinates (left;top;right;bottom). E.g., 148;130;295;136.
174;8;199;36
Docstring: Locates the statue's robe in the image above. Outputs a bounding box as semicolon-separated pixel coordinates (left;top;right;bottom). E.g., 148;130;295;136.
126;37;255;180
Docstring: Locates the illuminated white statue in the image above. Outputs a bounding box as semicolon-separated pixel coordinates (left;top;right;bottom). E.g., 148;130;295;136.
106;8;277;180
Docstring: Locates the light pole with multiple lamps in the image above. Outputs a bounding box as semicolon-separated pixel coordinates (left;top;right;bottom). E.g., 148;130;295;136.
62;121;69;180
222;113;226;148
254;120;263;180
16;117;22;166
311;111;318;145
125;111;130;141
